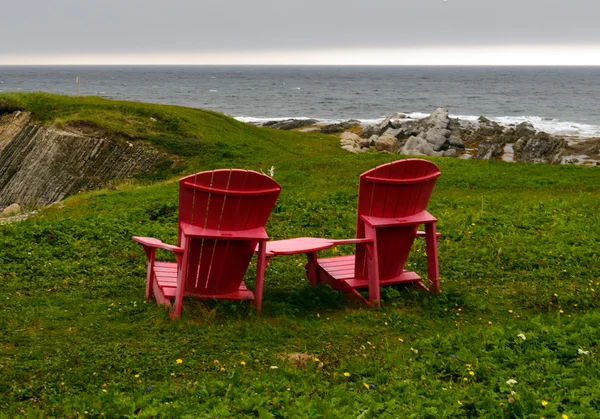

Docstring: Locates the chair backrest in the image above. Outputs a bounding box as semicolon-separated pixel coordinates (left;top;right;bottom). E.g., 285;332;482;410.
177;169;281;296
355;159;440;281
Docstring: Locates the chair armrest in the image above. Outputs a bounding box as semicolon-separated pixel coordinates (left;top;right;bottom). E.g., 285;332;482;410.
361;211;437;228
180;223;269;241
132;236;184;253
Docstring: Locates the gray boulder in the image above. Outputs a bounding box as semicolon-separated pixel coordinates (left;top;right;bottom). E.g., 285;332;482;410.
368;135;379;146
341;145;359;154
422;108;450;130
400;135;443;157
360;124;375;138
513;133;565;163
382;127;403;139
448;135;465;148
340;131;362;142
375;113;405;135
515;122;536;138
443;149;457;157
475;141;505;160
425;129;449;151
375;135;400;153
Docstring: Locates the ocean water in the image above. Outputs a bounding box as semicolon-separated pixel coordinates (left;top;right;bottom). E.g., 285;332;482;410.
1;65;600;137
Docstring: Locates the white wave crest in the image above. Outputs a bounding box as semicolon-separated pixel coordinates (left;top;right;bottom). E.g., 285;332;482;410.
451;114;600;138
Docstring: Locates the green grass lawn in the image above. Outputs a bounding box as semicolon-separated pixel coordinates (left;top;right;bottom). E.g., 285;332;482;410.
1;93;599;418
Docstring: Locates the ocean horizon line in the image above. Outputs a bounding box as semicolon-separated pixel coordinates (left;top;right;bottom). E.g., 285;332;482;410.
3;64;600;68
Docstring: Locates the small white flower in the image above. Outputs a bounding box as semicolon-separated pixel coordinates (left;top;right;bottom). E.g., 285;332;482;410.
578;348;590;355
517;333;526;341
510;391;517;395
270;365;278;369
506;379;518;385
268;166;275;177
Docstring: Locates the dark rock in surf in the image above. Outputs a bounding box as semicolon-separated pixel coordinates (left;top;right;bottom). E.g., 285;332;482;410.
263;119;318;130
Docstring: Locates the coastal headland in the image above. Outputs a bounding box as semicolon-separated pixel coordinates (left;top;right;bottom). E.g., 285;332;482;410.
0;93;598;217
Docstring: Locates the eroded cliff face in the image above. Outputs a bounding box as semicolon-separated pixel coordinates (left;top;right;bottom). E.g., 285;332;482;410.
0;111;165;208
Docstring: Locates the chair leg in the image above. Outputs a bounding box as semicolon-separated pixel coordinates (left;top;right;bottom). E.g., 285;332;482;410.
425;222;440;295
305;251;318;286
254;241;267;313
144;247;156;301
365;225;381;305
171;251;187;319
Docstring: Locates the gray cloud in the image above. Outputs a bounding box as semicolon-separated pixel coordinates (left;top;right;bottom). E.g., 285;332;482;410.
2;0;599;55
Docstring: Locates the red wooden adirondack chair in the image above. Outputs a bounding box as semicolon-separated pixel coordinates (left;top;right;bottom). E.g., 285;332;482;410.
133;169;281;318
306;159;441;304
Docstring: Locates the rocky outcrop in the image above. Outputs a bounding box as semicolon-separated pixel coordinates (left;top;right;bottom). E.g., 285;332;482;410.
250;109;599;166
513;133;565;164
0;111;166;208
397;108;462;156
262;119;318;130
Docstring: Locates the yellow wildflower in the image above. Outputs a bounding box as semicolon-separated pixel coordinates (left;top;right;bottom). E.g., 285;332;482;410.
562;415;569;419
398;338;404;342
176;359;183;364
541;401;548;407
469;371;475;376
363;383;369;389
102;389;107;393
240;361;246;366
313;357;320;362
343;372;351;377
458;401;462;405
134;374;140;378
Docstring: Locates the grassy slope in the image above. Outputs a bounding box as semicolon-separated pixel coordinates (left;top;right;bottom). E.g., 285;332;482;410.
1;93;599;418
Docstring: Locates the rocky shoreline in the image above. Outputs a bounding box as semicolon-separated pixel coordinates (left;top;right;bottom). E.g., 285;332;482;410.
252;109;600;166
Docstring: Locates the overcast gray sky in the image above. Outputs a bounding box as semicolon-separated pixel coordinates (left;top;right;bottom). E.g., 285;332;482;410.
2;0;600;64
